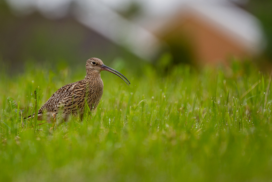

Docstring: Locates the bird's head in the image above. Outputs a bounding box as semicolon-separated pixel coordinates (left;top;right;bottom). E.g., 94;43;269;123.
86;57;130;85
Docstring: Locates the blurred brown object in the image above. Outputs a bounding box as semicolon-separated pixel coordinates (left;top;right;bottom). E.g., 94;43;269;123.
149;3;265;66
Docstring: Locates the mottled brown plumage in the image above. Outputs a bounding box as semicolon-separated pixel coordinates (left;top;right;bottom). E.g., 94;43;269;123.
26;57;130;121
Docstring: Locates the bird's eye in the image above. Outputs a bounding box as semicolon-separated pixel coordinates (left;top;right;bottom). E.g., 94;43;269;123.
92;62;96;65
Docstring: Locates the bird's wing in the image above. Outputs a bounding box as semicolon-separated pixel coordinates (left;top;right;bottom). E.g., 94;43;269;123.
39;80;87;114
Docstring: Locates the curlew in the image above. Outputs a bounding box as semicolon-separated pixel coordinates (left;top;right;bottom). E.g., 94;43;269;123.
25;57;130;122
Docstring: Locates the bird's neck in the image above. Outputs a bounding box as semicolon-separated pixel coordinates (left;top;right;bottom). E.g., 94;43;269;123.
85;70;101;80
85;71;104;92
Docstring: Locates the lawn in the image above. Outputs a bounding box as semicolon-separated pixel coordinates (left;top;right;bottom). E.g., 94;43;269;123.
0;60;272;182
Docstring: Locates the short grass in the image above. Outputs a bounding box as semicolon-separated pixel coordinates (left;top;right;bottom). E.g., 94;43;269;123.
1;61;272;182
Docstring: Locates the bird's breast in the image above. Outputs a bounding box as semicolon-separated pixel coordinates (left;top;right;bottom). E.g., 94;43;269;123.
86;77;103;110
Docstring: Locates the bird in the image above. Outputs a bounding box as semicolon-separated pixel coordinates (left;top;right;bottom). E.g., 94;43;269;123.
25;57;130;122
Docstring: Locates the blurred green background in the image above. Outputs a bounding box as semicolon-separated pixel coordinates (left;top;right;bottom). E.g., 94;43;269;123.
248;0;272;61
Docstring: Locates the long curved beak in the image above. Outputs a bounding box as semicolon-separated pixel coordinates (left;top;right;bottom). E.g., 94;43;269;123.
101;65;130;85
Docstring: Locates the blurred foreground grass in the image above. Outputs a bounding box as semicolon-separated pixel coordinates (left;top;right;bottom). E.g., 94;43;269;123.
1;60;272;182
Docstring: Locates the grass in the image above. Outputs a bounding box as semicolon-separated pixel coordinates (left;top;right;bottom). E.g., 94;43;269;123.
1;60;272;182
